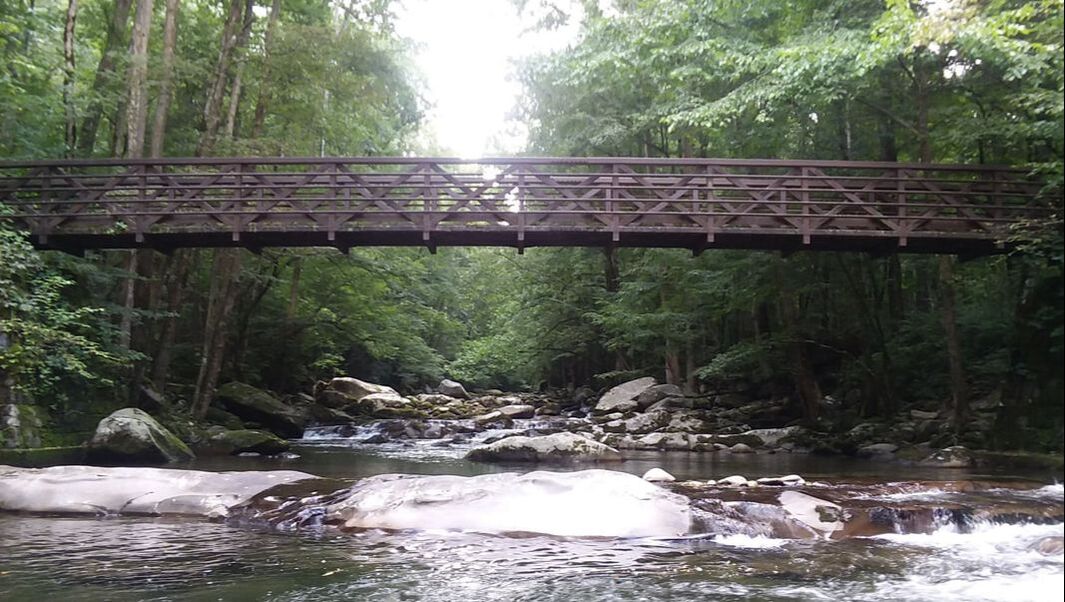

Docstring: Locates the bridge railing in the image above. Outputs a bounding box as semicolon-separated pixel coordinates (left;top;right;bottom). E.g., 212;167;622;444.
0;157;1048;253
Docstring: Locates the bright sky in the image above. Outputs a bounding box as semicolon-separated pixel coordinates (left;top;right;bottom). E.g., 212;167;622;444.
394;0;582;158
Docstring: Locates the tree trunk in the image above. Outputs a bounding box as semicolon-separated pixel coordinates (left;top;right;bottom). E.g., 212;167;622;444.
118;249;137;349
149;0;180;157
938;255;968;431
124;0;154;159
286;256;302;321
197;0;244;155
151;250;193;391
198;0;254;155
192;249;243;418
62;0;78;156
223;58;245;140
77;0;133;155
250;0;282;138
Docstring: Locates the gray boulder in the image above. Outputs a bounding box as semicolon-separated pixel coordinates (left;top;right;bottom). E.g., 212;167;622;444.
438;379;470;399
215;382;307;438
593;377;657;414
636;432;691;451
202;429;290;455
919;445;974;468
86;408;195;464
635;384;683;410
0;465;311;517
623;410;671;434
857;442;899;459
327;377;399;401
498;404;536;419
466;432;622;463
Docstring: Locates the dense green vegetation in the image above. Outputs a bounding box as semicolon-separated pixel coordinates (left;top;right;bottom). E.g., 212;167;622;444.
0;0;1061;450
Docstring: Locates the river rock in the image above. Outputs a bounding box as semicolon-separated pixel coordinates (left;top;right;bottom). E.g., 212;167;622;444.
0;464;312;517
86;408;195;464
203;429;290;455
215;382;307;438
646;396;694;412
327;377;399;401
717;475;748;487
1029;536;1064;556
1;404;44;449
729;443;755;453
756;474;805;486
665;412;707;433
635;384;682;410
353;392;419;418
498;404;536;419
466;432;622;463
642;467;676;482
438;379;470;399
778;490;844;535
623;410;671;434
637;432;691;451
857;442;900;458
323;469;691;537
919;445;974;468
602;419;627;433
593;377;656;414
472;410;512;427
742;426;804;448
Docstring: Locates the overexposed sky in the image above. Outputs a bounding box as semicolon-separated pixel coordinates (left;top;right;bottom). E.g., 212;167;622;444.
395;0;582;158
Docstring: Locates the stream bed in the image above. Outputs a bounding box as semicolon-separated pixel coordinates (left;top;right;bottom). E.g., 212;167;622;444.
1;424;1062;602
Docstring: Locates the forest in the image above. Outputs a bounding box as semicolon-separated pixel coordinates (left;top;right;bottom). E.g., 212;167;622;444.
0;0;1062;452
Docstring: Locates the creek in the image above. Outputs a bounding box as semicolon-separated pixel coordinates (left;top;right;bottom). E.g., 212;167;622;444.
0;418;1062;602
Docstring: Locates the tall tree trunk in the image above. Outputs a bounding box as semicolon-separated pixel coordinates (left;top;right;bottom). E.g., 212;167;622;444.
197;0;244;155
149;0;180;157
197;0;254;155
250;0;282;138
939;255;968;430
151;250;193;391
192;249;243;418
62;0;78;156
286;256;302;322
223;59;245;140
124;0;154;159
77;0;133;155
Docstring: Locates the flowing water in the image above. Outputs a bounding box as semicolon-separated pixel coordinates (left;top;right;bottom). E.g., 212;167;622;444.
1;420;1062;602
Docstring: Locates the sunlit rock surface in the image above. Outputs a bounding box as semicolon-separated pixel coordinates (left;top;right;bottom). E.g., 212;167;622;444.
0;465;313;517
593;377;657;414
466;432;622;463
321;469;692;537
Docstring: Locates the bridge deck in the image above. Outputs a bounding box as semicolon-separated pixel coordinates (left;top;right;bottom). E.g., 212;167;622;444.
0;157;1049;254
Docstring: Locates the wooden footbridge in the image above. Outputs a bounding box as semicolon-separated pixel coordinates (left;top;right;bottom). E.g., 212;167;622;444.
0;157;1051;254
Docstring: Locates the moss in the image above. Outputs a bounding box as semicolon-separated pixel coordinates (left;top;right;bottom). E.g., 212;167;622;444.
200;429;290;455
0;445;85;466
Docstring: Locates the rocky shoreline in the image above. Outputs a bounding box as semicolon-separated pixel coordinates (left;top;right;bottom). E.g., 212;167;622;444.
3;375;1063;476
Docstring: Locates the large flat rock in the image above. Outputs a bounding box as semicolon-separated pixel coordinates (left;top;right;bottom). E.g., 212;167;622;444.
0;465;314;517
325;469;692;537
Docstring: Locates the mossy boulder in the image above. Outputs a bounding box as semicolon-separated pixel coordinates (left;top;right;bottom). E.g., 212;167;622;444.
86;408;195;464
204;407;246;430
466;432;623;463
215;382;308;438
202;429;290;455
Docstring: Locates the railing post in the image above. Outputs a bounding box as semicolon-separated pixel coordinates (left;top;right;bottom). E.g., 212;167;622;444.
705;164;715;244
516;163;526;252
897;167;908;247
609;163;619;243
800;167;810;245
